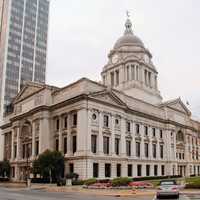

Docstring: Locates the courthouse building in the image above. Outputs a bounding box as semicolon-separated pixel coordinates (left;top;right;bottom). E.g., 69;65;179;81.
1;17;200;181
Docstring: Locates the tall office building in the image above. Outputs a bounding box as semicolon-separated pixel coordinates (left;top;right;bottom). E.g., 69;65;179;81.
0;0;49;116
0;0;49;159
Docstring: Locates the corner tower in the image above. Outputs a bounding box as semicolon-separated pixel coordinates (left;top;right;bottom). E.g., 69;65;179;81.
101;15;162;104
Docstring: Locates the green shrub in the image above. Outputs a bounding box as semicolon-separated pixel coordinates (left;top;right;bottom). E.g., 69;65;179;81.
84;178;97;186
185;177;200;189
72;180;85;185
66;173;79;180
111;177;132;187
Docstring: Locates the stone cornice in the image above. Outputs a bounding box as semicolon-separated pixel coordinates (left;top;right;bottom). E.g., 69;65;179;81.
1;92;199;133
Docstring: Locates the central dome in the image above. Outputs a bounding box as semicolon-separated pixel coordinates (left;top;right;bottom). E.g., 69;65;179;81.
114;18;144;49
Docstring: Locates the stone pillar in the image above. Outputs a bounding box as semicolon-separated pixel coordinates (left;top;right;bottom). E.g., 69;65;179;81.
11;129;14;160
16;127;20;160
39;112;50;153
111;115;115;155
76;109;88;156
32;122;36;158
98;112;103;155
140;125;145;159
121;117;126;157
67;114;72;156
58;116;63;152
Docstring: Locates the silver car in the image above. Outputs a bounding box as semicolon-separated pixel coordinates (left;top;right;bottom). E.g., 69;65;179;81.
156;180;180;199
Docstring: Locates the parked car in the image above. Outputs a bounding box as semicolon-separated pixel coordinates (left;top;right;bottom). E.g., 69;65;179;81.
156;180;179;199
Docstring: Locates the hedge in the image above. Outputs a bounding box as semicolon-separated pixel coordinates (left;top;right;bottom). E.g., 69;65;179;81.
132;175;181;181
111;177;132;187
84;178;97;186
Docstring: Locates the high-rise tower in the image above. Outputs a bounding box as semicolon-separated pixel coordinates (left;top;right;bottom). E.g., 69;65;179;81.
0;0;49;116
0;0;49;160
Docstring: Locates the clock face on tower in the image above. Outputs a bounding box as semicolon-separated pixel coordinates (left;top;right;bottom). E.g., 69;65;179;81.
112;54;119;64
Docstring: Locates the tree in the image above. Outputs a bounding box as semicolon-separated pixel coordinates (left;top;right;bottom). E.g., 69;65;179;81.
0;160;11;177
32;150;64;183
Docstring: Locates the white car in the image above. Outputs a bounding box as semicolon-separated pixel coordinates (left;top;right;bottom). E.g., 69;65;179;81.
156;180;180;199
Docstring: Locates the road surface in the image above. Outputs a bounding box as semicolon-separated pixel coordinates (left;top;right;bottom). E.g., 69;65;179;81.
0;187;199;200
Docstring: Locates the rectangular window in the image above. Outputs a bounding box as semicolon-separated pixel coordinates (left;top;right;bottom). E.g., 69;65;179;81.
35;141;39;156
146;165;150;176
69;163;74;173
91;135;97;154
126;140;131;156
131;65;135;80
103;115;109;128
105;163;111;177
126;121;131;132
56;119;59;131
136;142;140;157
93;163;99;178
154;165;158;176
152;128;156;137
73;135;77;153
160;145;164;159
136;124;140;134
111;72;114;86
117;164;121;177
160;130;163;138
103;136;109;155
116;70;119;86
22;144;25;158
115;138;120;155
137;164;142;176
126;65;129;81
55;139;59;151
64;116;68;129
64;137;67;154
14;144;17;158
145;143;149;158
153;143;157;158
11;167;15;178
161;165;165;176
144;126;148;136
73;113;77;127
128;164;132;177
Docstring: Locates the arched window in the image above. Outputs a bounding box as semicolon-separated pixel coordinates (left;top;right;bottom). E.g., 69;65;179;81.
176;130;184;142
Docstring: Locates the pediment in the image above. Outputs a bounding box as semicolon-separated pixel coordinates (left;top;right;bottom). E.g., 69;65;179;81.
161;98;191;116
13;83;44;103
89;90;127;108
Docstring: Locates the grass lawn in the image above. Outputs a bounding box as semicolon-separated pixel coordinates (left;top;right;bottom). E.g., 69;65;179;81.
148;176;200;188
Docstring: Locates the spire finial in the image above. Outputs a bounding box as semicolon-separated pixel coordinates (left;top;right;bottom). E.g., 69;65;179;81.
124;10;133;35
126;10;130;18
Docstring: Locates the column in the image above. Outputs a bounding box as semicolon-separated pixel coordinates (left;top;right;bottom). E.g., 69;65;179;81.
58;116;63;152
39;112;50;153
76;109;88;156
67;114;72;156
111;115;115;155
140;125;145;159
11;129;14;160
32;121;36;158
98;112;103;155
121;117;126;157
16;127;20;160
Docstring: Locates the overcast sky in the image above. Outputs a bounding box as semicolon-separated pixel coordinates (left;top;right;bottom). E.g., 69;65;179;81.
47;0;200;118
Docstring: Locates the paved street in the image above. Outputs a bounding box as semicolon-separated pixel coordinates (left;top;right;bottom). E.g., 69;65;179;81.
0;187;199;200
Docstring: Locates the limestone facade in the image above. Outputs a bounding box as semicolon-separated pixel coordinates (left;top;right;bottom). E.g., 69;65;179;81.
1;17;200;181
